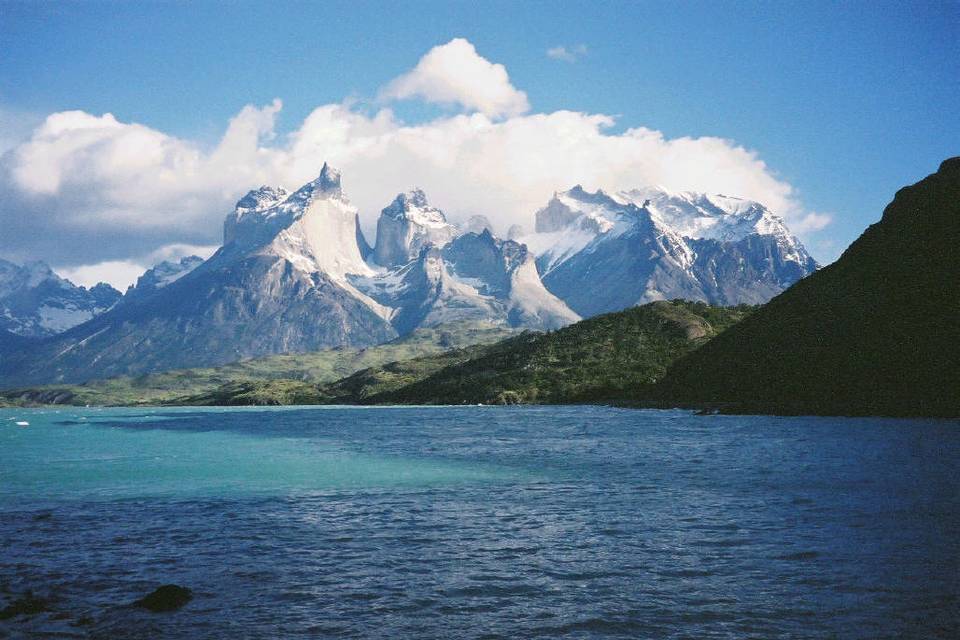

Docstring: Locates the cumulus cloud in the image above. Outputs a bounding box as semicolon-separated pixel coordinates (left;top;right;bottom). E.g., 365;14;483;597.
0;38;829;276
379;38;529;118
547;44;588;62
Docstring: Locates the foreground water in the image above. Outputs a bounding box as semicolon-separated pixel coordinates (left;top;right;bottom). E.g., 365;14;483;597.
1;406;958;639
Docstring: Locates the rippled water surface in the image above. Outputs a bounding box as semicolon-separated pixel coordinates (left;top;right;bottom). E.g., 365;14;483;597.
1;406;958;639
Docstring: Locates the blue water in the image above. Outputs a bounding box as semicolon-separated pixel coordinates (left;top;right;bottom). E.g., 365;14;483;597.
1;406;958;639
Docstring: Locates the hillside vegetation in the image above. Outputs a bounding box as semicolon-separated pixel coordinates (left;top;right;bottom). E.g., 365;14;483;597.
366;301;749;405
0;323;515;407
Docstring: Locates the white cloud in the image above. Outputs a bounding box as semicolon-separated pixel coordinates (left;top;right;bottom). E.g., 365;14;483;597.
547;44;588;62
0;38;829;270
57;260;147;290
379;38;529;118
792;211;833;232
55;243;219;290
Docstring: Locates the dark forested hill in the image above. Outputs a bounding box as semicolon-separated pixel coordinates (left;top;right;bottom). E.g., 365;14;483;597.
657;158;960;417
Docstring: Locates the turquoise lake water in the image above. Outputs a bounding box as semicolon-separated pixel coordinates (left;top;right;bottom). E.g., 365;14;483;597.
1;406;958;638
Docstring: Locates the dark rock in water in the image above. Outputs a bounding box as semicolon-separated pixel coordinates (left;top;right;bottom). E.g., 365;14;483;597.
32;512;53;521
134;585;192;612
0;592;49;619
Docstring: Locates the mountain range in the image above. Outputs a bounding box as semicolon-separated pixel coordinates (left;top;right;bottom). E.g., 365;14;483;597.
160;157;960;417
0;163;815;387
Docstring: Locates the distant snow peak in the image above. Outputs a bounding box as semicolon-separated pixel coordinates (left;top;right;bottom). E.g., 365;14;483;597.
132;255;203;291
525;183;819;316
0;257;121;337
536;185;637;236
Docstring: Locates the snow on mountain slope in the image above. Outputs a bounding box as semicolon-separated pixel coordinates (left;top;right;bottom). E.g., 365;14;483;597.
224;164;375;280
221;163;392;320
618;186;811;266
524;186;689;277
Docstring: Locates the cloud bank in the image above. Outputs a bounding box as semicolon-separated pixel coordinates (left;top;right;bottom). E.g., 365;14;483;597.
0;38;825;288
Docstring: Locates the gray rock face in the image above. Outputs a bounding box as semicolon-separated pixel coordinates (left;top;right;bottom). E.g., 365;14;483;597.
526;186;818;317
0;259;121;337
372;190;457;267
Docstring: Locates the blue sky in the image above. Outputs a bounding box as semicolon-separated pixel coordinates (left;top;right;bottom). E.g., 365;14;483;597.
0;0;957;285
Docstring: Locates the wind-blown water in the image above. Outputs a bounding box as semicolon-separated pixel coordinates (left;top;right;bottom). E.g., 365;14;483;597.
1;406;958;638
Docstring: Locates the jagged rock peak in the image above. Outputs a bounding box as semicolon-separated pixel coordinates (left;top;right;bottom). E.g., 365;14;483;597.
305;162;343;196
282;162;346;207
317;162;342;192
383;189;445;224
388;188;430;212
373;188;457;267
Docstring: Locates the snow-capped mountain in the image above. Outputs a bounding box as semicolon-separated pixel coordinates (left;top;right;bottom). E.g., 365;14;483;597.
521;185;818;317
0;164;576;385
0;259;121;337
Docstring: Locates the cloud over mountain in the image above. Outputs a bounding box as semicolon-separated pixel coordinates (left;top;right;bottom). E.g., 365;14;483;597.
0;38;822;288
